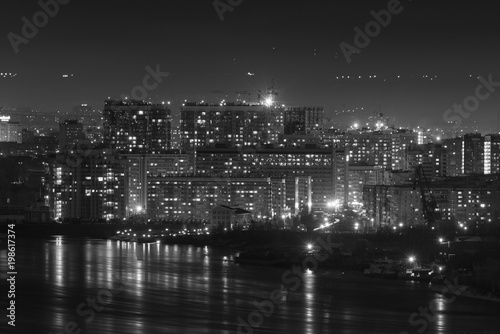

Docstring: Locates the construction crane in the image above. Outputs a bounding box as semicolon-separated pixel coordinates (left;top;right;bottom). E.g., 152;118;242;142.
266;79;279;99
413;165;441;227
205;90;260;100
206;80;280;106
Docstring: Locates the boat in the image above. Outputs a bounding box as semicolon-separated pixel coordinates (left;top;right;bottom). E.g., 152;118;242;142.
399;264;433;281
136;230;163;243
110;229;137;241
110;234;137;242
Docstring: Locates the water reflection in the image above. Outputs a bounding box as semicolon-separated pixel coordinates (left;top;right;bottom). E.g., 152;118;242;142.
2;238;499;334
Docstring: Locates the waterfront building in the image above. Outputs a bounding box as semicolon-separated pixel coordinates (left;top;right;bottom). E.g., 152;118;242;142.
54;149;126;221
210;205;252;230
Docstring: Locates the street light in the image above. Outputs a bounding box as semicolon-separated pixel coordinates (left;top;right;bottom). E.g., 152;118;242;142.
408;256;415;263
307;244;313;250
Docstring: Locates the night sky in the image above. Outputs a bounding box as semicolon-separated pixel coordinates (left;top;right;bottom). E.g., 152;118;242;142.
1;0;499;131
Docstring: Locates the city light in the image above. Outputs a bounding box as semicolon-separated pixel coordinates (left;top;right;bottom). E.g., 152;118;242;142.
264;97;273;107
328;199;341;209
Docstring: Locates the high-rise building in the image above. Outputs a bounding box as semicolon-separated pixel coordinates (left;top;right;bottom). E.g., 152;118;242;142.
484;134;500;174
59;119;85;150
195;147;333;213
54;149;126;221
363;175;500;228
103;99;172;153
0;116;22;143
462;134;484;175
391;131;418;170
146;176;285;222
72;104;102;127
284;107;323;135
346;131;392;169
348;165;385;207
180;102;283;149
442;137;462;176
331;148;349;207
407;143;447;177
119;153;193;215
441;134;500;176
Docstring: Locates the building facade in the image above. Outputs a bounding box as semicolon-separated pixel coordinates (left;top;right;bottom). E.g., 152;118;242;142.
54;149;126;221
103;99;172;153
180;102;284;149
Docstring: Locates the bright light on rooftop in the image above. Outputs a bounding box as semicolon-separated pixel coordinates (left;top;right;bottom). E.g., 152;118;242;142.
264;97;273;107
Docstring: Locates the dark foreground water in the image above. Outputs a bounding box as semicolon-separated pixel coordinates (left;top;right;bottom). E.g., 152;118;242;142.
1;237;500;334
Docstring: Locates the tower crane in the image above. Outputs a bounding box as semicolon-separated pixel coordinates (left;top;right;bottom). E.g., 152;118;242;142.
413;165;441;227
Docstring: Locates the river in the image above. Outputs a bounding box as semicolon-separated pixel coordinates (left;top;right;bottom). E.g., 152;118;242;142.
1;236;499;334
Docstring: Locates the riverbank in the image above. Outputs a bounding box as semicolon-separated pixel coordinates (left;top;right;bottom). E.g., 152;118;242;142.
8;222;500;300
7;222;139;238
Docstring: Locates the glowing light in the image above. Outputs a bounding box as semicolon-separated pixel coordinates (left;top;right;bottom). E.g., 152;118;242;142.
264;97;273;107
328;199;340;209
307;244;312;250
409;256;415;263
